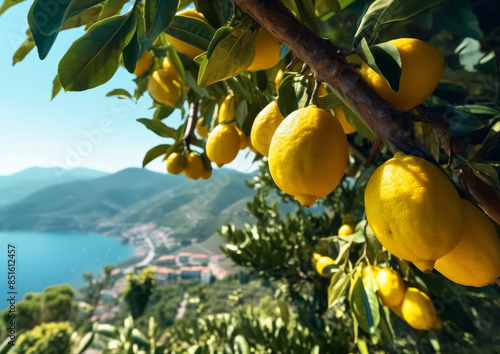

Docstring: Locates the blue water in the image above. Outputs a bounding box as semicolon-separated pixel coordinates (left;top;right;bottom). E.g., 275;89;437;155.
0;232;135;299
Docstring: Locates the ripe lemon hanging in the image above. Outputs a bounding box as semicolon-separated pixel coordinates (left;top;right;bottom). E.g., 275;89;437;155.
316;256;335;278
359;38;444;111
312;252;322;267
219;94;235;124
250;100;284;156
375;268;405;307
167;9;207;59
237;129;250;150
133;51;153;76
268;105;348;207
338;224;355;236
162;57;181;82
435;199;500;287
196;118;209;139
183;152;204;179
201;168;212;180
364;152;463;272
206;124;240;167
166;152;184;175
401;287;438;330
247;28;281;71
147;69;182;106
333;107;356;134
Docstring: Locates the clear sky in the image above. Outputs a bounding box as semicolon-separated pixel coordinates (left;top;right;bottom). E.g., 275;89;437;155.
0;3;256;176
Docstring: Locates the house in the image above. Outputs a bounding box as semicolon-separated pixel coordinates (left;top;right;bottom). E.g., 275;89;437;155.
209;255;227;263
156;255;176;265
179;266;211;279
177;252;192;264
201;269;212;283
190;254;208;265
155;267;179;282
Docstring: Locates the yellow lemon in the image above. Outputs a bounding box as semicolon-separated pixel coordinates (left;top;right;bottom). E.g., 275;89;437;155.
247;28;281;71
219;94;235;124
162;57;181;81
375;268;405;307
359;38;444;111
364;152;463;272
167;9;206;59
250;100;284;156
361;265;379;288
237;129;250;150
201;168;212;180
316;256;335;278
338;224;355;236
435;199;500;287
133;51;153;76
183;152;204;179
312;252;322;267
333;107;356;134
166;152;184;175
206;124;240;167
275;69;284;91
268;105;349;207
401;287;438;330
196;118;209;139
147;69;182;106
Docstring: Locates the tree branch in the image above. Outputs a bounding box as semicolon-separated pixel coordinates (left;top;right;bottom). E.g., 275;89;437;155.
232;0;434;162
183;100;200;151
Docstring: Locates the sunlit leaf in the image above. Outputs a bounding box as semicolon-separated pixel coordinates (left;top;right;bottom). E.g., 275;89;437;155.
144;0;178;39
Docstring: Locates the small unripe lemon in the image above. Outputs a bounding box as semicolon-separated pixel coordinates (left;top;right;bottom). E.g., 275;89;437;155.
268;105;349;207
166;152;184;175
312;252;322;267
435;199;500;287
375;268;405;307
247;28;281;71
338;224;355;236
250;100;284;156
365;152;463;272
147;69;182;106
315;256;335;278
196;118;209;139
133;51;153;76
167;9;206;59
401;287;438;330
206;124;240;167
219;94;235;124
183;152;204;180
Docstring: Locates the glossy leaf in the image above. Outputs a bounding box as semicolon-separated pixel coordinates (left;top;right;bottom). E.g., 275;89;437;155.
198;27;255;87
185;71;210;98
165;15;215;51
277;74;309;118
137;118;178;139
99;0;129;20
76;331;95;354
0;0;26;16
342;104;376;141
144;0;178;39
328;270;350;308
153;105;175;120
12;36;35;65
295;0;320;34
28;0;58;59
122;27;140;74
195;0;233;27
166;43;186;81
447;106;483;135
58;7;137;91
52;75;62;100
106;88;132;99
349;275;380;334
354;0;443;45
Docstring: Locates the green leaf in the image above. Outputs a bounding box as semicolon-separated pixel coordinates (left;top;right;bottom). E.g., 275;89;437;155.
378;306;395;343
349;274;380;334
195;0;233;27
0;0;26;16
99;0;129;20
354;0;443;45
122;27;140;74
166;43;186;81
233;335;250;354
295;0;320;34
198;26;255;87
165;15;215;52
58;7;138;91
455;104;500;116
144;0;178;39
342;104;376;141
12;36;35;65
106;88;132;99
185;71;210;98
76;331;95;354
467;162;500;192
137;118;178;139
328;270;350;308
356;38;401;92
52;75;62;100
153;105;175;120
28;0;58;59
277;74;309;117
414;122;440;162
447;106;483;135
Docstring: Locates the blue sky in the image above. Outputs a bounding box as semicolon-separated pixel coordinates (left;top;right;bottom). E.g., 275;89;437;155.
0;2;256;176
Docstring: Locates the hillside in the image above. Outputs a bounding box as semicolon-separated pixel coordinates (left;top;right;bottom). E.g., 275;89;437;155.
0;168;256;238
0;167;108;206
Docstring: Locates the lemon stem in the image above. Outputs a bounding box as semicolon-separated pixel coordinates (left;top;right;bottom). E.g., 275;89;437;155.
365;140;382;168
183;100;200;152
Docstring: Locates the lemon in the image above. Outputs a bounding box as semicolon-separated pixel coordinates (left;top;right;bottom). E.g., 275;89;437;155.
338;224;355;236
316;256;335;278
333;107;356;134
219;94;235;124
359;38;444;111
275;69;284;91
183;152;204;179
237;129;250;150
268;105;349;207
166;152;184;175
364;152;463;272
147;69;182;106
201;168;212;180
162;57;181;81
375;268;405;307
206;124;240;167
167;9;206;59
133;51;153;76
196;118;209;139
250;101;284;156
312;252;322;267
247;28;281;71
401;287;438;330
361;265;379;288
435;199;500;287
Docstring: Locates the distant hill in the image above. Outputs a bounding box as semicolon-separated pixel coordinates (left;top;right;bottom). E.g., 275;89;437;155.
0;167;108;206
0;168;256;238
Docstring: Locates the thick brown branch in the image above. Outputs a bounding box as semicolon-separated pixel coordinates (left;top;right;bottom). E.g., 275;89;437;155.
183;100;200;150
233;0;434;162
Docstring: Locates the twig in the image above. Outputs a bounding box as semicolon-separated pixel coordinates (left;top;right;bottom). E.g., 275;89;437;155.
365;140;382;168
183;100;200;151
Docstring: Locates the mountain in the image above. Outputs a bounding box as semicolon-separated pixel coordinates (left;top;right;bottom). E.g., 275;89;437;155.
0;168;255;237
0;167;108;206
